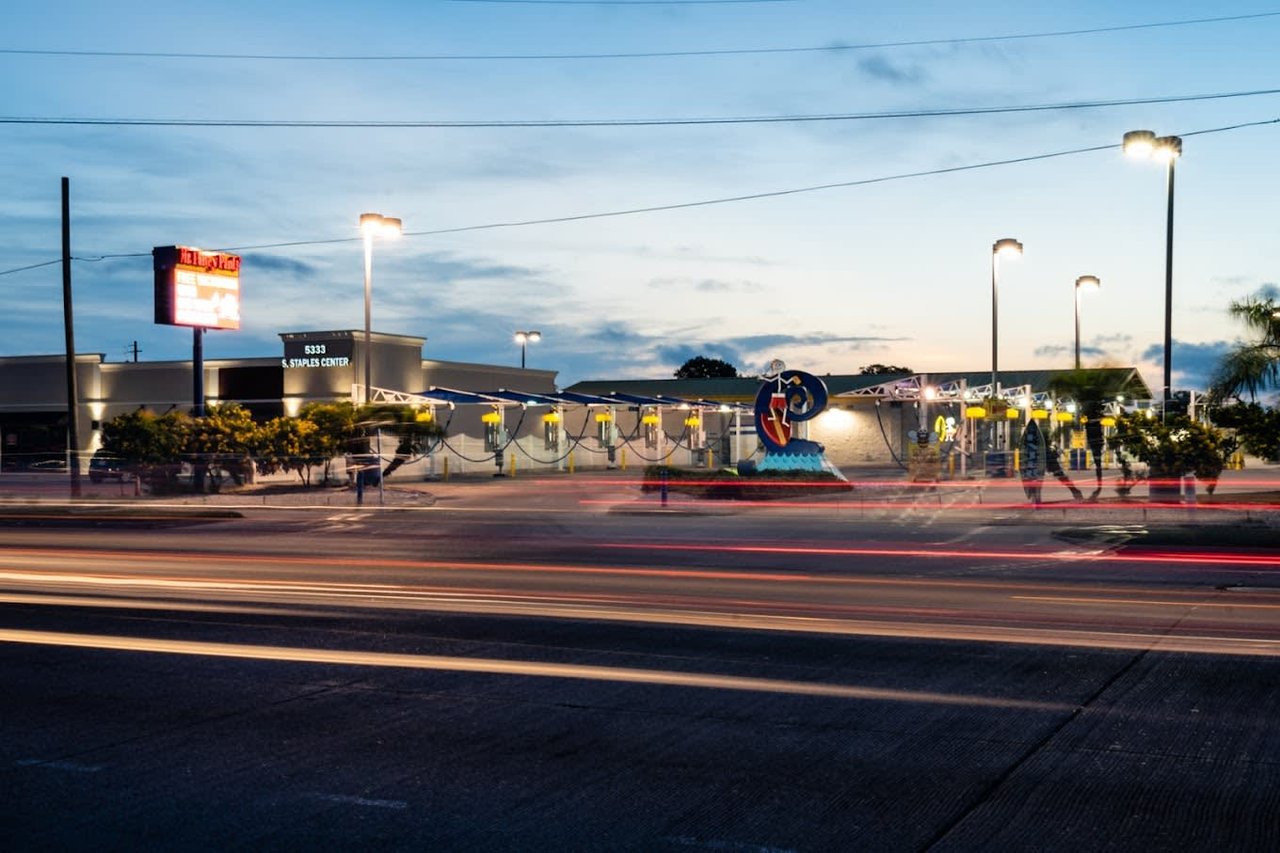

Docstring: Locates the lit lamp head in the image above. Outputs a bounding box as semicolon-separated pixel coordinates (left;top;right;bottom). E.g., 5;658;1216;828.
1122;129;1156;158
360;212;402;238
514;330;542;345
1075;274;1100;292
1124;130;1181;163
992;237;1023;258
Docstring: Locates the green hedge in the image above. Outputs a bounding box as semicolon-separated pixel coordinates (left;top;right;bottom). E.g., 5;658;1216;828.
640;465;853;500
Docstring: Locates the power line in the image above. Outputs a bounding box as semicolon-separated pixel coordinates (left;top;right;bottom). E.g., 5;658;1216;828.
1;116;1276;278
446;0;796;4
0;11;1274;63
1;11;1276;62
3;87;1279;129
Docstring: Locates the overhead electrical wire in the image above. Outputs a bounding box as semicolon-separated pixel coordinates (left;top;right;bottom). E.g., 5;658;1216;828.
1;116;1277;279
3;87;1279;129
1;11;1276;61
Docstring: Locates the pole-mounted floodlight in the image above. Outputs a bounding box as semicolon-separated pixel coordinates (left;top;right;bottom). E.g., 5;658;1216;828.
359;212;402;404
1123;129;1182;414
1074;275;1101;370
515;330;542;369
990;237;1023;394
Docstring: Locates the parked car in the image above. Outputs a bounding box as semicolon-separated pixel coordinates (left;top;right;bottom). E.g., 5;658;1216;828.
89;451;129;483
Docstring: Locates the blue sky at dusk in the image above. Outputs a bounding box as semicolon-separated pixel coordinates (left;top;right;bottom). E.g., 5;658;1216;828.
2;1;1278;391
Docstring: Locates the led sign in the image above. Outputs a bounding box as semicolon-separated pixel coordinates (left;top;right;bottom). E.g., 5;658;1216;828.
153;245;242;330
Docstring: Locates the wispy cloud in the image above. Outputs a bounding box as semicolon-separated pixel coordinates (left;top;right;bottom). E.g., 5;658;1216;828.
648;276;765;293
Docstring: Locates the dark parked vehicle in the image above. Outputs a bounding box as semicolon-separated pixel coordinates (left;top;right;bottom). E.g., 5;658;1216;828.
89;452;129;483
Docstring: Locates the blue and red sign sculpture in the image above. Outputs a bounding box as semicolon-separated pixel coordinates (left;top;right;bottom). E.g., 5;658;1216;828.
752;364;832;472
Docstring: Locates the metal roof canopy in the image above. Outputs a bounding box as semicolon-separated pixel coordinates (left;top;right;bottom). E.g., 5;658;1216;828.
598;391;745;411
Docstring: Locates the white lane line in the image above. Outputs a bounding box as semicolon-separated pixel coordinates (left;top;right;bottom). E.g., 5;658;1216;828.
308;793;408;810
15;758;104;773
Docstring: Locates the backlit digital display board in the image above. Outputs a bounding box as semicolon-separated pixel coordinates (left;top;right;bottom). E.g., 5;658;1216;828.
153;245;241;330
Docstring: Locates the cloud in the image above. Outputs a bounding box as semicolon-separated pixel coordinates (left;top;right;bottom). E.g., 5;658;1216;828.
1140;340;1233;391
648;276;765;293
241;254;320;278
392;251;542;284
857;55;927;86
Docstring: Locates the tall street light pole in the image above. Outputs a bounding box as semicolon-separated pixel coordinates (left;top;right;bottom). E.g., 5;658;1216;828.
1123;129;1182;414
359;212;402;404
990;238;1023;396
1074;275;1101;370
990;238;1022;455
514;330;541;369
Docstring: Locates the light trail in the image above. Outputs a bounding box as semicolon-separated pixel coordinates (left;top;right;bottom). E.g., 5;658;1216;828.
602;542;1280;569
3;569;1278;656
1013;595;1280;611
0;628;1071;711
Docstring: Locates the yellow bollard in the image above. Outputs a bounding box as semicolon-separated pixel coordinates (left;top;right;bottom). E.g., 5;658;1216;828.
1013;448;1020;471
706;448;714;469
568;452;575;474
443;456;450;481
509;452;516;478
620;448;627;471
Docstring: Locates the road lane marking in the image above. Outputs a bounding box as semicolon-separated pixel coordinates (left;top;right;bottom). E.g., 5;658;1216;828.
15;758;104;773
308;793;408;810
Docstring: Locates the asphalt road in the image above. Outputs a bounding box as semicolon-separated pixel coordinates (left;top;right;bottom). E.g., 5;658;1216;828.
1;501;1277;851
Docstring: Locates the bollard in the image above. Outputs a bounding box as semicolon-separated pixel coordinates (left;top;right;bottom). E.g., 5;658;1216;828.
620;448;627;471
510;452;517;478
568;452;575;474
660;467;669;508
443;456;450;481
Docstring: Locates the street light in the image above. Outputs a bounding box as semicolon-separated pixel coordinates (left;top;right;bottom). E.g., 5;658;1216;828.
515;330;541;369
359;212;402;404
1074;275;1101;370
1123;129;1182;413
990;237;1023;396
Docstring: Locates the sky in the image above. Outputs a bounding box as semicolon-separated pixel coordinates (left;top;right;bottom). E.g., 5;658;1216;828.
2;1;1278;393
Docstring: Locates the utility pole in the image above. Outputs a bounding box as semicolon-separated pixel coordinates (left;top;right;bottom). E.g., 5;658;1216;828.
61;177;82;497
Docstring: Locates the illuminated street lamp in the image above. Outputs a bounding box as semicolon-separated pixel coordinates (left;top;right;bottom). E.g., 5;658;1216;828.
359;212;402;404
990;238;1023;396
1123;129;1182;413
515;329;541;369
1074;275;1101;370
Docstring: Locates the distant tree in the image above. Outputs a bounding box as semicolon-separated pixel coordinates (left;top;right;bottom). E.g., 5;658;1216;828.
674;356;738;379
299;401;360;484
1211;402;1280;462
254;416;321;485
859;364;912;375
185;402;256;491
1210;295;1280;401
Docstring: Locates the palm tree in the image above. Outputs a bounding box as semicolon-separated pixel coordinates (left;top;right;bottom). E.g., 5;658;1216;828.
1211;296;1280;401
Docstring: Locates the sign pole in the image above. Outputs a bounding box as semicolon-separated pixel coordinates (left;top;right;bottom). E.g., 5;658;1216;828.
61;177;82;498
193;326;205;417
